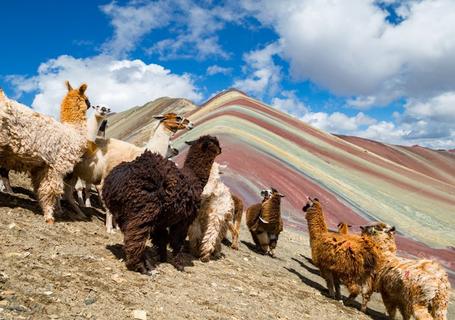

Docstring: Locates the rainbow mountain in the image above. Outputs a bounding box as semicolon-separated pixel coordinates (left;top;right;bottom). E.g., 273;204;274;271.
106;89;455;281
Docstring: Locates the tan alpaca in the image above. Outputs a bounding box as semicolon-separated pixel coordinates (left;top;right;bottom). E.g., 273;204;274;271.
68;113;193;232
361;223;450;320
302;198;380;311
337;222;351;235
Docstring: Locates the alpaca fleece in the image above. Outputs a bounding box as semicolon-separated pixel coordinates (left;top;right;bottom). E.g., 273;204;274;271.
362;225;450;320
188;162;234;262
229;194;244;250
246;192;283;255
102;135;220;273
303;199;380;310
0;95;87;223
72;113;192;233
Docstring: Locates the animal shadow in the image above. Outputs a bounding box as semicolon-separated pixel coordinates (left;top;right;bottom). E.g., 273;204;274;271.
291;257;320;276
240;240;264;255
0;191;41;215
106;243;195;272
288;259;387;320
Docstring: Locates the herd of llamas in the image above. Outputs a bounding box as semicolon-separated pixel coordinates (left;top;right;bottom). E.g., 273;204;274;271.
0;83;451;320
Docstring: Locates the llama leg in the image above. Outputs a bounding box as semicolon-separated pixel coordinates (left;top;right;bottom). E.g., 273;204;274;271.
200;217;221;262
321;269;336;298
360;279;373;312
188;221;202;257
123;223;152;274
413;304;433;320
431;289;449;320
84;184;92;207
334;277;342;301
345;282;360;305
31;168;63;224
231;200;243;249
0;168;13;193
63;174;86;219
76;189;85;207
169;222;190;270
150;227;169;263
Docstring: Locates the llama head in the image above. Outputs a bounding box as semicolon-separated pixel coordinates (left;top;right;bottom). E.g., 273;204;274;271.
154;113;193;133
185;135;221;156
93;105;111;117
302;197;320;214
360;222;395;236
261;187;285;201
360;222;397;253
60;81;91;124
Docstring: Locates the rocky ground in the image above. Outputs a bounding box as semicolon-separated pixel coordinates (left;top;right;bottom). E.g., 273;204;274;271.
0;173;453;320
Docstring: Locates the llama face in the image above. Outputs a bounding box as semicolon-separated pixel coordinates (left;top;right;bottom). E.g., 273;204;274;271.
61;81;92;124
185;135;221;156
154;113;194;132
94;105;111;117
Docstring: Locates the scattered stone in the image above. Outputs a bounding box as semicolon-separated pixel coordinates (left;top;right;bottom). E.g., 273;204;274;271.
0;300;7;307
0;307;3;312
111;274;125;283
84;297;96;306
0;272;8;283
43;291;53;296
132;309;147;320
7;223;16;229
1;290;15;296
243;257;249;262
7;304;29;312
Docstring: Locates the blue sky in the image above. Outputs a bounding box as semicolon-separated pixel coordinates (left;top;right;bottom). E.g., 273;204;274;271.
1;0;454;149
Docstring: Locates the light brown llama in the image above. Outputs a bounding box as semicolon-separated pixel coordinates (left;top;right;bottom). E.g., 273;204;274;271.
302;197;380;311
361;223;450;320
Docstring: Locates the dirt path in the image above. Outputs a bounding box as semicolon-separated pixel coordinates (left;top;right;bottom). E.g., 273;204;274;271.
0;173;453;320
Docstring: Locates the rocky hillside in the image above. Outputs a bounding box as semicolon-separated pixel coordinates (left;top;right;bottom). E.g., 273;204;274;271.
3;173;454;320
106;89;455;283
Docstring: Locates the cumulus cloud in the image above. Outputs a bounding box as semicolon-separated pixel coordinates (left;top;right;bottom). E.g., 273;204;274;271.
101;0;243;60
234;42;282;97
206;65;233;76
242;0;455;107
100;1;172;58
6;55;201;118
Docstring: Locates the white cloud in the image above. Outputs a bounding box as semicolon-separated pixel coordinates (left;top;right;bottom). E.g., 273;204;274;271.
101;0;243;60
302;111;377;134
234;42;282;96
6;55;201;118
271;90;308;116
100;1;172;58
206;65;233;76
242;0;455;107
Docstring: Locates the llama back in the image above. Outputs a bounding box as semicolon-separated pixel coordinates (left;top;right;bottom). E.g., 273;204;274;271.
379;256;450;307
0;100;86;173
315;233;379;281
103;151;201;227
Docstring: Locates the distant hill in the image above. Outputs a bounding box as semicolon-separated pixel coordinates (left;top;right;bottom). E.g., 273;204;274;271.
106;89;455;282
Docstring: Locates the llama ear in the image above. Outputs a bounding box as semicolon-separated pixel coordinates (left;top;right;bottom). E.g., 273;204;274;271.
154;115;166;121
78;83;88;95
360;226;365;231
337;223;342;227
185;139;196;145
65;81;73;92
389;226;396;233
278;193;285;198
348;225;352;228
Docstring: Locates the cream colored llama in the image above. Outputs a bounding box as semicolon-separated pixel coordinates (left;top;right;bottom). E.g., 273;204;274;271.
0;82;90;223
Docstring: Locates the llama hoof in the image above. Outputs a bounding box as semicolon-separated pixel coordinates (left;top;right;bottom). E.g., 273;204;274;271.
45;218;55;225
230;244;239;250
200;255;210;263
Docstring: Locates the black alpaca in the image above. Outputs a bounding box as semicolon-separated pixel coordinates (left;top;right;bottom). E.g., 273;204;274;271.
102;135;221;274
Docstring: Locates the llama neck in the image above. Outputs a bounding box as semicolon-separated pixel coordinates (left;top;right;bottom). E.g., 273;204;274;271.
145;123;173;156
261;196;281;224
183;151;215;195
87;114;104;142
306;207;328;240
